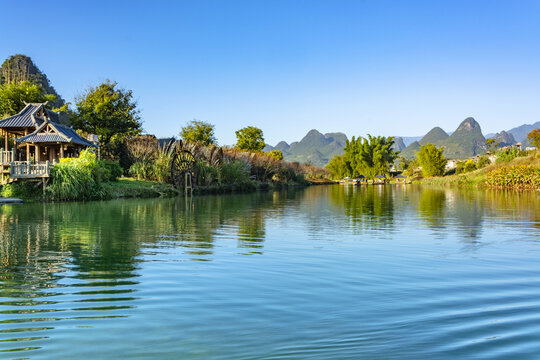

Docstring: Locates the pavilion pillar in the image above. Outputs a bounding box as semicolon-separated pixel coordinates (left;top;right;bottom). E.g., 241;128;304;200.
35;144;40;162
60;145;64;159
25;129;30;161
4;130;7;150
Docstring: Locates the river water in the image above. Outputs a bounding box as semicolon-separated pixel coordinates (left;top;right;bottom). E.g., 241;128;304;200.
0;185;539;359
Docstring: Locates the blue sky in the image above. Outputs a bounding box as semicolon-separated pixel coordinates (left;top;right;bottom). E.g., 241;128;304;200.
1;0;539;145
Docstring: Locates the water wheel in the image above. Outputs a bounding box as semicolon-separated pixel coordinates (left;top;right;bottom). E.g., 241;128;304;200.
171;150;196;189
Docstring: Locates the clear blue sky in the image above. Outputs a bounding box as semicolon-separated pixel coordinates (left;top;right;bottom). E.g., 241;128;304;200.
1;0;539;145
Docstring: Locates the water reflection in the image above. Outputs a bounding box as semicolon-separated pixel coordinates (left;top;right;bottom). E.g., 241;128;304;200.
0;185;538;357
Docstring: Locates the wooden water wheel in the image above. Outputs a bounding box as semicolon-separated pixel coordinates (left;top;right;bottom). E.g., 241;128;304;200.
171;149;196;189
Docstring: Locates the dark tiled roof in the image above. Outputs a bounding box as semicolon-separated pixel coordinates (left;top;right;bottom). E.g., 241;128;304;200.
16;121;97;147
0;103;45;128
17;134;68;143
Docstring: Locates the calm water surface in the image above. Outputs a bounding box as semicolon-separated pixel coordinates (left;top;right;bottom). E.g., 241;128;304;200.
1;185;539;359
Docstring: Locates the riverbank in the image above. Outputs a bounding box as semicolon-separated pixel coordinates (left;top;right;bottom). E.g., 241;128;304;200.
419;150;540;190
0;176;320;202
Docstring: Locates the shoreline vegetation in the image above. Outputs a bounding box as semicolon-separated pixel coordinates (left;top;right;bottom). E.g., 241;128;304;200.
418;150;540;190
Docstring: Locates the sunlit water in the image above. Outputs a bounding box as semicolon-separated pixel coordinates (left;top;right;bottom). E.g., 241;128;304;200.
1;185;539;359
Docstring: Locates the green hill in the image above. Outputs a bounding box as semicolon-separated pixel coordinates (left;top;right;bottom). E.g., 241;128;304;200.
264;130;347;167
399;118;486;159
419;127;449;145
443;117;486;158
0;54;65;108
399;141;421;159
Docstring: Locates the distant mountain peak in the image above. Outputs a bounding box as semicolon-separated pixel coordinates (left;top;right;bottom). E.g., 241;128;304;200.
456;117;481;132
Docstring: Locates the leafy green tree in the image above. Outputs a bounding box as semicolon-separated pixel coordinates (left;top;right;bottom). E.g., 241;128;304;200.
235;126;265;151
71;80;142;151
268;149;283;160
416;143;447;177
326;135;397;180
527;129;540;148
0;81;56;117
326;154;347;179
180;120;217;145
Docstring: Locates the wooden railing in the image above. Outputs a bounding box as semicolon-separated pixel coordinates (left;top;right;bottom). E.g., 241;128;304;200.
0;149;14;165
10;161;51;178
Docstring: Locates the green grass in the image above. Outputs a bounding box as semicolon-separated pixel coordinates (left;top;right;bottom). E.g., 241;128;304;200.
101;178;179;199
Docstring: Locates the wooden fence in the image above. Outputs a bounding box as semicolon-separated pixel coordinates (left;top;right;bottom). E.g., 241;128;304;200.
10;161;51;178
0;149;14;165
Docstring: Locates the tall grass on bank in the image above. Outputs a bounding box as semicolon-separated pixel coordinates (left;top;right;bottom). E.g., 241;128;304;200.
46;150;121;201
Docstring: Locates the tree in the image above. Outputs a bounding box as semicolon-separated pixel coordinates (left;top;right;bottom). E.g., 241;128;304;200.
485;138;500;153
180;120;216;146
71;80;142;150
325;135;397;180
0;81;56;118
527;129;540;148
235;126;265;151
416;143;447;177
268;149;283;160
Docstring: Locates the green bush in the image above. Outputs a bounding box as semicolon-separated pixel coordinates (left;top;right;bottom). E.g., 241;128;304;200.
496;148;527;163
220;160;251;184
196;160;219;186
486;165;540;189
101;160;123;181
152;153;173;183
1;182;41;199
47;150;105;201
129;160;154;180
477;156;491;168
456;160;477;174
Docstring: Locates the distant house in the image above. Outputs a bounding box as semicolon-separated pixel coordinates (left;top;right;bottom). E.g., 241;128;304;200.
374;174;386;184
0;102;96;163
525;146;537;151
445;159;457;170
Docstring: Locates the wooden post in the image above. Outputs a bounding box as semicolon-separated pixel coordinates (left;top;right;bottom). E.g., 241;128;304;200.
25;129;30;161
35;144;40;162
60;144;64;159
4;130;7;150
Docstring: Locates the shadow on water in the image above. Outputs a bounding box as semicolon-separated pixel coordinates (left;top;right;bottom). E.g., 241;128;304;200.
0;185;538;358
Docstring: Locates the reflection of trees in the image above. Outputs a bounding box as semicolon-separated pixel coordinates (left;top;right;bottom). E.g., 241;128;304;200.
418;188;446;229
328;185;395;232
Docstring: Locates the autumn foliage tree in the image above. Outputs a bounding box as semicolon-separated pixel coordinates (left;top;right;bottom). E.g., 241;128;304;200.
527;129;540;148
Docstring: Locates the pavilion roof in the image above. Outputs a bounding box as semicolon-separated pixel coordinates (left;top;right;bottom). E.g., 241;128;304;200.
16;120;97;147
0;103;49;129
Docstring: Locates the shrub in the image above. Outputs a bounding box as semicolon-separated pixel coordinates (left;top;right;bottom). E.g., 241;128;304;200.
1;182;41;199
268;150;283;160
129;160;154;180
220;160;251;184
486;165;540;189
47;150;105;201
101;160;123;181
152;153;173;183
456;160;477;174
196;160;219;186
477;156;491;168
496;148;527;163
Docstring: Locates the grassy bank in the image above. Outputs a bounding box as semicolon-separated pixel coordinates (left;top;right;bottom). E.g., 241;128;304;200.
420;150;540;189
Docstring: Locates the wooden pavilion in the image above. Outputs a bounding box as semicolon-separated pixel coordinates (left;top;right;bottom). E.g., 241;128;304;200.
0;102;96;183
